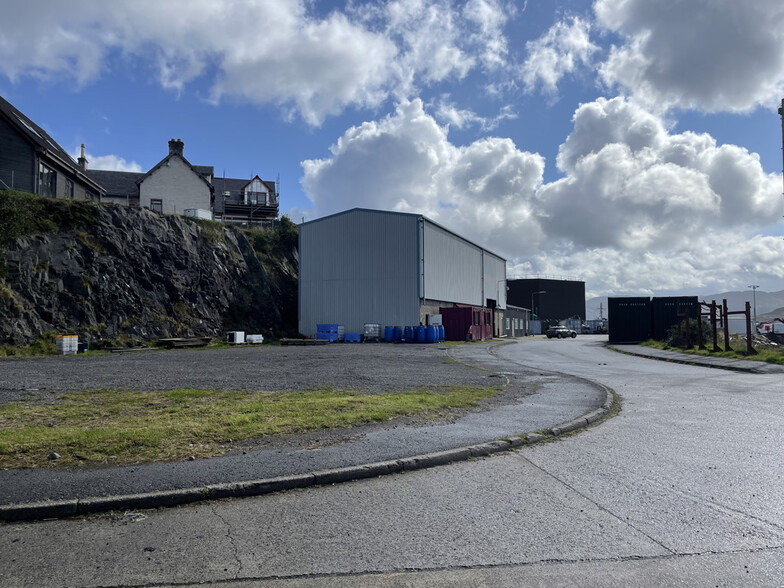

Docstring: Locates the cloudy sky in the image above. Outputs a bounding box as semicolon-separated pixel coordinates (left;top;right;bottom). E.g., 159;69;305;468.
2;0;783;300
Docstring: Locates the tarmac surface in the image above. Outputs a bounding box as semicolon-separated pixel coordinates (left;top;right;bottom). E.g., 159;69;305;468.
2;337;779;521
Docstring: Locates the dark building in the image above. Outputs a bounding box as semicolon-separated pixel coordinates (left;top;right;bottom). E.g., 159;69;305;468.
507;278;585;323
0;96;105;200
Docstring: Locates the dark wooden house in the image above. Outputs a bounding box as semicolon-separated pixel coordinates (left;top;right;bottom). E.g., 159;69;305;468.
0;96;105;200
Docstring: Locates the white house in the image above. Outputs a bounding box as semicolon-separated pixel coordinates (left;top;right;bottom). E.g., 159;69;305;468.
137;139;213;217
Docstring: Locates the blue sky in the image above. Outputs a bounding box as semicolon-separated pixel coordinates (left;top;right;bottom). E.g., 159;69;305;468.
1;0;783;298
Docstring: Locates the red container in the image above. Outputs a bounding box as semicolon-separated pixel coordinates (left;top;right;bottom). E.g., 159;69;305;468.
440;306;493;341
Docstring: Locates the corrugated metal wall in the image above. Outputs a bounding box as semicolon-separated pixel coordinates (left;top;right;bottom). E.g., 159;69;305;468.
299;210;421;337
422;221;483;306
483;252;507;310
422;221;506;309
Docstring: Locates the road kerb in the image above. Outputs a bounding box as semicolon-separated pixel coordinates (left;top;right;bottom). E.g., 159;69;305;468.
0;386;616;523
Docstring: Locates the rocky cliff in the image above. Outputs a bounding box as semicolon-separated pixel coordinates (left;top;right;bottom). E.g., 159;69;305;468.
0;190;298;347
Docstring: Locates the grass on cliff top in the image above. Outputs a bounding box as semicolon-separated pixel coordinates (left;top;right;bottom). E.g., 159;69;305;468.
640;336;784;365
0;189;101;243
0;385;500;468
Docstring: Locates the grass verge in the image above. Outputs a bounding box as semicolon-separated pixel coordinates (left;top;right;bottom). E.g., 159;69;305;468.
640;336;784;365
0;385;501;469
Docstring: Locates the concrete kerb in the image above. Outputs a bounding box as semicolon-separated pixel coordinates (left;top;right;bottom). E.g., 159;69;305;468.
606;344;772;374
0;345;618;524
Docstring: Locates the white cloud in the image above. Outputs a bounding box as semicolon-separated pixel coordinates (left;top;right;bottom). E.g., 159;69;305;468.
434;96;517;130
521;16;598;94
462;0;512;71
302;96;784;295
595;0;784;112
70;147;142;172
548;97;781;244
301;99;545;255
0;0;514;126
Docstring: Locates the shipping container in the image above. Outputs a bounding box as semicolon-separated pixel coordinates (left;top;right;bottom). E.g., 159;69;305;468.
651;296;699;341
608;297;652;343
440;306;493;341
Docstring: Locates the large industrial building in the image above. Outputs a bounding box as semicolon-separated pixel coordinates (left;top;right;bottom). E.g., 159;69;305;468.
298;208;507;339
507;277;585;323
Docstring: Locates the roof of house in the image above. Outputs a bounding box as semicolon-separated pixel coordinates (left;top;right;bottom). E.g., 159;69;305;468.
136;152;215;193
85;170;143;198
212;175;276;195
0;95;105;194
194;165;214;178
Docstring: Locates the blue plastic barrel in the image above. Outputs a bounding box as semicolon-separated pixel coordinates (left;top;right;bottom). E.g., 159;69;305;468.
425;325;437;343
404;326;414;342
415;325;427;343
393;326;403;342
384;326;394;342
437;325;445;342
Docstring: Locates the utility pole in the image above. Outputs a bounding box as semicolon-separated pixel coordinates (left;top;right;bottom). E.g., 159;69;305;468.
779;99;784;228
749;285;759;332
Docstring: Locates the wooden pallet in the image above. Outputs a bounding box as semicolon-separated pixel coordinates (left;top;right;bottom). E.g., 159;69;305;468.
156;337;212;349
280;338;329;346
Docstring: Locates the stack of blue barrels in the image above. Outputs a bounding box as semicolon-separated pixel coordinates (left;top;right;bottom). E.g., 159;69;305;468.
383;325;445;343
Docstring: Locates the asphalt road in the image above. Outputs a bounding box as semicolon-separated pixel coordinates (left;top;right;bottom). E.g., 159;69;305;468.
2;336;784;587
0;342;604;506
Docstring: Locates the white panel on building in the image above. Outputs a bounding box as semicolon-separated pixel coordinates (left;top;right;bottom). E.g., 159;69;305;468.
422;221;483;306
482;251;507;310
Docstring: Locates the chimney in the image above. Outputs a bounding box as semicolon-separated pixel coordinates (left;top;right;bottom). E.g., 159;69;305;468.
168;138;184;157
77;143;88;171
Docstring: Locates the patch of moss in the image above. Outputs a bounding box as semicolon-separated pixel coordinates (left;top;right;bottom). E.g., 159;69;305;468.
191;218;227;246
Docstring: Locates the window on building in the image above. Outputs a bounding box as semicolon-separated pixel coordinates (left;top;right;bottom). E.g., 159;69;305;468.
63;178;74;199
150;199;163;213
38;163;56;197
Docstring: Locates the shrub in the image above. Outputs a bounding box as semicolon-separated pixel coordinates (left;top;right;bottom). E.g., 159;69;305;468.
665;318;712;347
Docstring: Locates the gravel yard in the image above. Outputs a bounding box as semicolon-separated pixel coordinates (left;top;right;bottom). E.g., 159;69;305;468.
0;343;499;405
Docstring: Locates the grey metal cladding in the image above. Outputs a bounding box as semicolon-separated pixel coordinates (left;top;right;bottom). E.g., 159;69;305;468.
483;252;507;309
422;221;483;306
299;210;421;337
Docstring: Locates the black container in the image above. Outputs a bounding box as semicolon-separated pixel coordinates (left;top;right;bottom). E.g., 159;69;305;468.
651;296;699;341
608;297;652;343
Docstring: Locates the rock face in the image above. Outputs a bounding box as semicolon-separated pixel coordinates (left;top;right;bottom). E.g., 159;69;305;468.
0;202;298;346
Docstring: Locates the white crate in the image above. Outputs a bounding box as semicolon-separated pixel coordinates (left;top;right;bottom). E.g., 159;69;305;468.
227;331;245;344
246;334;264;344
56;335;78;355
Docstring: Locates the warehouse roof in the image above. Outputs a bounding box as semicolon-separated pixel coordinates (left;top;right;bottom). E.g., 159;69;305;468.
300;208;506;262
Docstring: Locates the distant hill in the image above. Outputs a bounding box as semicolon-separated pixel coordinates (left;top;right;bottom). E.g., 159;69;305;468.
586;290;784;321
757;307;784;322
